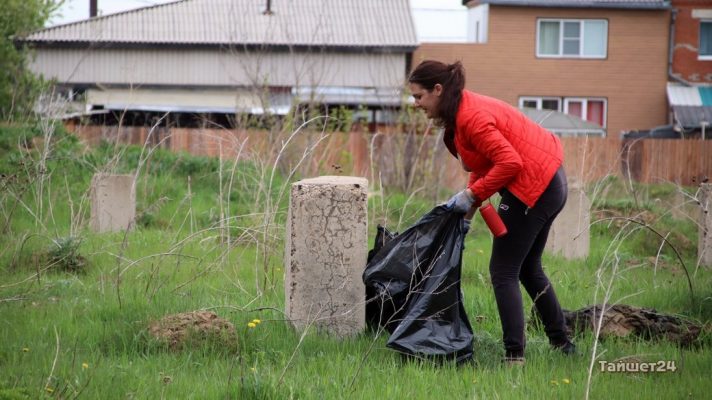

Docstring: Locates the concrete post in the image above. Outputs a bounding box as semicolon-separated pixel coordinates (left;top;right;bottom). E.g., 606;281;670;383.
699;183;712;267
546;185;590;260
285;176;368;336
90;173;136;233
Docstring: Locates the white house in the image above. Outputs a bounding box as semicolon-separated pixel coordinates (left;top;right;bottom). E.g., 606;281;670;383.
23;0;418;128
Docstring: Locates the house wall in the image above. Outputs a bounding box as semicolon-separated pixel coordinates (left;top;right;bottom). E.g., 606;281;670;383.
413;6;671;138
672;0;712;83
29;48;406;89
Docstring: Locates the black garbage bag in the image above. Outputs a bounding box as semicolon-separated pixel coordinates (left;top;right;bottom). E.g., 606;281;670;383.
363;205;473;362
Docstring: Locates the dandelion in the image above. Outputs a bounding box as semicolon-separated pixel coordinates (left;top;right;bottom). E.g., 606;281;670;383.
82;362;89;370
247;322;257;328
477;249;484;255
251;319;262;325
563;378;571;384
45;387;54;393
550;380;559;386
22;347;29;352
250;367;257;372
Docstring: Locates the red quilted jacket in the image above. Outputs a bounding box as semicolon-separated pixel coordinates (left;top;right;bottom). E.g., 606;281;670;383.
453;90;563;208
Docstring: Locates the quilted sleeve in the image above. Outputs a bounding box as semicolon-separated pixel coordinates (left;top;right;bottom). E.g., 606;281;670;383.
463;111;523;200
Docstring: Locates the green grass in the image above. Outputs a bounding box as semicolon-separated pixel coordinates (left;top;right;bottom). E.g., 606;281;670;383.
1;124;711;399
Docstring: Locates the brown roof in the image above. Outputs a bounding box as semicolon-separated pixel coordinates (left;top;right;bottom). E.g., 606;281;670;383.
465;0;670;9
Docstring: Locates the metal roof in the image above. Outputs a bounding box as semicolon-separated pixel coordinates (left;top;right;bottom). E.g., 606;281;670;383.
465;0;670;9
672;106;712;129
25;0;418;49
520;108;606;137
667;82;712;107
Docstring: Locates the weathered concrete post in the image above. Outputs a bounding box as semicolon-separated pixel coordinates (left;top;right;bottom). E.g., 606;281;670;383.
285;176;368;336
546;185;590;259
90;173;136;232
699;183;712;267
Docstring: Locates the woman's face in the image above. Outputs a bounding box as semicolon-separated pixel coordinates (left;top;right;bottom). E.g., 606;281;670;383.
409;82;442;119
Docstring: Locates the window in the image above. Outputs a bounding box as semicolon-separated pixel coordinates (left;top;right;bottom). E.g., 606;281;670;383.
519;96;607;127
564;98;607;127
519;97;561;111
537;19;607;58
700;21;712;59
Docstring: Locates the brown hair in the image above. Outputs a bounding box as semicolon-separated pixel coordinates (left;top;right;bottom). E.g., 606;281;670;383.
408;60;465;156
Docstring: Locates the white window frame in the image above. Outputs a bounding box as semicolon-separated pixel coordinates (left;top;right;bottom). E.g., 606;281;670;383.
563;97;608;127
700;20;712;61
519;96;561;111
536;19;608;59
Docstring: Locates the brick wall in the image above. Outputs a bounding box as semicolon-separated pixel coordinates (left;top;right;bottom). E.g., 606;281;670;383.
672;0;712;83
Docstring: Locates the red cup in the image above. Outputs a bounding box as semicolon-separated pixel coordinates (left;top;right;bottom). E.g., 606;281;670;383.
479;204;508;237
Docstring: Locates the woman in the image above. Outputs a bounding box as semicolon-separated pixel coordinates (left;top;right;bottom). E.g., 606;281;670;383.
408;60;575;365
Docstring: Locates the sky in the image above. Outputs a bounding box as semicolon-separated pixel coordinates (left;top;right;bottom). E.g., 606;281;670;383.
49;0;470;42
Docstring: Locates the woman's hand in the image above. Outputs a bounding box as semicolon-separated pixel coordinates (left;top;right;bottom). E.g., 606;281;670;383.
447;189;479;213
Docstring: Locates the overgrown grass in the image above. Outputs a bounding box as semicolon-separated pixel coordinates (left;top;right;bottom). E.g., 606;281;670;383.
1;123;711;399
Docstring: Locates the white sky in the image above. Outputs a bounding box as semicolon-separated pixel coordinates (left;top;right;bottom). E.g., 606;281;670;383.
49;0;469;42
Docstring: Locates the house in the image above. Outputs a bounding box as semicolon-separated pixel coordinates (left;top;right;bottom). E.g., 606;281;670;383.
22;0;417;130
666;0;712;138
413;0;672;138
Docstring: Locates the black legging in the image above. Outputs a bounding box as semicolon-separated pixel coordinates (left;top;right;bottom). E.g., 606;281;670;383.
489;166;570;358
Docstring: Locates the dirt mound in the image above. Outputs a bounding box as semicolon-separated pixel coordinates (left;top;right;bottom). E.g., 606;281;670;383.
148;311;236;350
562;304;701;347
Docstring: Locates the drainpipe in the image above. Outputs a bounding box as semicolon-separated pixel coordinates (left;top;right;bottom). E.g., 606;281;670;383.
263;0;273;15
90;0;98;18
669;8;692;86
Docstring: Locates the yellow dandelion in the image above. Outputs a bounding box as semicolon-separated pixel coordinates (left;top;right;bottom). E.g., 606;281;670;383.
247;322;257;328
22;347;29;352
250;367;257;372
477;249;484;255
550;380;559;386
251;319;262;325
45;387;54;393
82;362;89;370
563;378;571;384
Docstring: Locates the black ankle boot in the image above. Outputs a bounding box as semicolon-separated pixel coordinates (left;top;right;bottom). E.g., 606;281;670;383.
553;341;576;355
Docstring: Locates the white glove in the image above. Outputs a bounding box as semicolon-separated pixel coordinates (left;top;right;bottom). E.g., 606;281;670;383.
446;189;475;213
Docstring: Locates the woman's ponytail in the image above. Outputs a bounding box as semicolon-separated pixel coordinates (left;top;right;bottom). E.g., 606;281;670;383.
408;60;466;156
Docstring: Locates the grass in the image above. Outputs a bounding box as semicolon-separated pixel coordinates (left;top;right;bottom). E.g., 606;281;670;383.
1;123;711;399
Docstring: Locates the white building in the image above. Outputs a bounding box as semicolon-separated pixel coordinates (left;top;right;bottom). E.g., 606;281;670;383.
24;0;418;128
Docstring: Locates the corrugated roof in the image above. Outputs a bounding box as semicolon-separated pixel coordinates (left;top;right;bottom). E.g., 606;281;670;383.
667;83;702;106
672;106;712;129
468;0;670;9
25;0;418;49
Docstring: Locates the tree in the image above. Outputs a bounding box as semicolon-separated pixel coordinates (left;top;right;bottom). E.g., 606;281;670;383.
0;0;61;121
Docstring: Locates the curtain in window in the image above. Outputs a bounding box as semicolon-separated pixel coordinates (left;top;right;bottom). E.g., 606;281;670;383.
701;22;712;56
539;21;560;55
587;101;605;126
567;101;583;118
583;20;607;57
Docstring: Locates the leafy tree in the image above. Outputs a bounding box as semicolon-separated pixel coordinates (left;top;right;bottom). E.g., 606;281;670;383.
0;0;61;121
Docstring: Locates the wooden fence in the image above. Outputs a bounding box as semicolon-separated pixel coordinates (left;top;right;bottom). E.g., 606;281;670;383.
70;125;711;190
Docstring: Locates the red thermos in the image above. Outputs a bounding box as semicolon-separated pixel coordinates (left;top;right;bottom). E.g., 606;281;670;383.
479;204;508;237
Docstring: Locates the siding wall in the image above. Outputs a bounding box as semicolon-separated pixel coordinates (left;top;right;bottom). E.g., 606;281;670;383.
414;6;671;138
30;48;407;88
